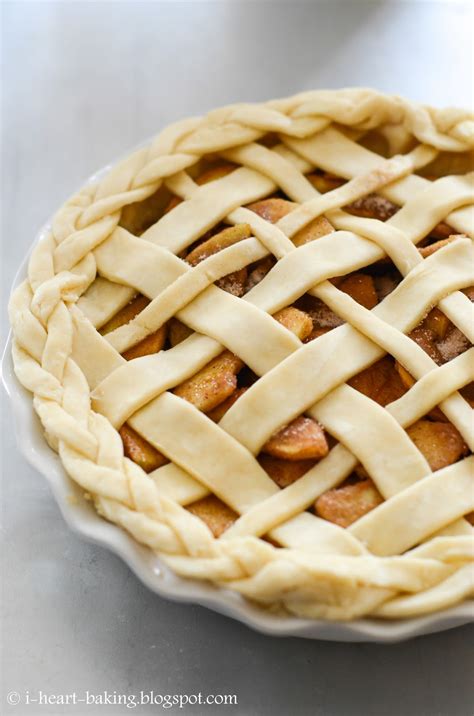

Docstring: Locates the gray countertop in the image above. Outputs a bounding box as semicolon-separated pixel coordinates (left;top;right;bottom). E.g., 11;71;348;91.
2;2;473;715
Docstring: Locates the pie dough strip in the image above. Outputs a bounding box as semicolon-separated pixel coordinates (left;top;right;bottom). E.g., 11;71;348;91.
328;214;423;275
70;305;126;388
11;340;63;402
388;173;473;241
269;512;366;555
95;496;190;555
53;214;120;273
349;457;474;555
437;293;474;345
94;228;184;296
373;563;474;618
150;462;210;504
77;288;225;406
141;167;275;252
77;276;136;330
432;520;474;539
312;280;470;389
19;222;96;305
388;349;474;428
221;142;316;202
408;535;474;563
164;170;304;261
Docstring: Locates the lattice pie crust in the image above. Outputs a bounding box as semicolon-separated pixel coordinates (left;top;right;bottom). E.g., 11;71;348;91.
9;89;474;620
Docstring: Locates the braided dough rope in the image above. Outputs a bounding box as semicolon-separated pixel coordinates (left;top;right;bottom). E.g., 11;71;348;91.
8;89;474;620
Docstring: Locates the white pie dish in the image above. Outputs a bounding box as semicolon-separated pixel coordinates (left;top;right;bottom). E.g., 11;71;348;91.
3;159;473;641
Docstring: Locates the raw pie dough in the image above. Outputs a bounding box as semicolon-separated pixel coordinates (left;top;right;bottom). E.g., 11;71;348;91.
9;88;474;620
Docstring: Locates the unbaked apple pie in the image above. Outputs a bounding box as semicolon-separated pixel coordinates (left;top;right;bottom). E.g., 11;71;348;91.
9;89;474;620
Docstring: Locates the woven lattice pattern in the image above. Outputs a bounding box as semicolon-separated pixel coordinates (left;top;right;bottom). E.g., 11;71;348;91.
9;88;474;620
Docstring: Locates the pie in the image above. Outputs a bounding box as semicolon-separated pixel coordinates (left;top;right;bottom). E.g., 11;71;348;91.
8;88;474;621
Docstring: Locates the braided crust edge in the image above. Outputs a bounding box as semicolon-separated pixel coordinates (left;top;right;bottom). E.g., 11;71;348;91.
8;88;474;620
